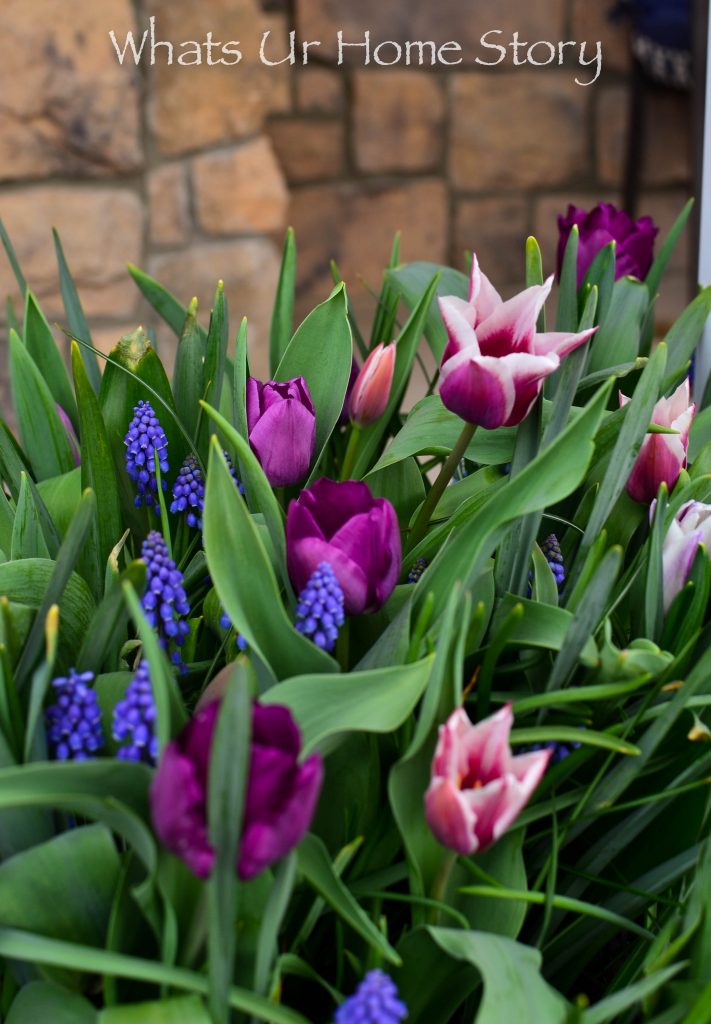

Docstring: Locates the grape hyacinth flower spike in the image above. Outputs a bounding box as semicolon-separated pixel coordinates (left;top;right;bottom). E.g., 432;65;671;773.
171;451;243;531
141;531;190;666
46;669;104;761
125;400;169;511
541;534;565;592
295;562;345;652
335;970;408;1024
113;660;158;764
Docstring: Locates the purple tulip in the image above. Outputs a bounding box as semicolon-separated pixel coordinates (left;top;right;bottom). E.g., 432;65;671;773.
286;478;401;615
438;255;596;430
557;202;658;287
622;379;695;504
150;698;323;881
246;376;316;488
659;500;711;612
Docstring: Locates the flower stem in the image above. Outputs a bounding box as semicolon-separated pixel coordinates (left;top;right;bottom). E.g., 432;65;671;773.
340;425;362;481
407;422;476;554
428;849;457;924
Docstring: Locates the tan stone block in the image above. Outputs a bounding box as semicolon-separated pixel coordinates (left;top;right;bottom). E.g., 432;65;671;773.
0;0;142;180
148;1;290;156
268;119;345;183
0;187;144;320
450;73;589;190
570;1;630;73
289;178;448;327
147;239;282;378
297;0;566;62
192;138;288;235
295;67;345;114
353;71;445;173
453;197;529;290
597;85;691;189
148;164;191;247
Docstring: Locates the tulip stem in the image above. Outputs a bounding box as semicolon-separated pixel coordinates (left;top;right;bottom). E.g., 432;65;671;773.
407;423;476;554
429;850;458;923
340;425;362;481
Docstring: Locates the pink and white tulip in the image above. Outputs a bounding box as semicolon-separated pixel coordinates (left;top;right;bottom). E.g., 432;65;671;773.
424;704;551;856
437;256;596;430
660;500;711;612
622;380;695;505
349;342;396;428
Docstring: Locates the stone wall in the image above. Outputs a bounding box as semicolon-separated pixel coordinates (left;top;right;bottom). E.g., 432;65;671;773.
0;0;693;413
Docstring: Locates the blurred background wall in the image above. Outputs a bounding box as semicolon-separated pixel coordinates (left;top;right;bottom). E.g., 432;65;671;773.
0;0;692;410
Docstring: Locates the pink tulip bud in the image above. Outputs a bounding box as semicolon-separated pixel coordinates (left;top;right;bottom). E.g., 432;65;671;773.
622;380;695;504
349;343;396;428
659;499;711;612
424;704;551;856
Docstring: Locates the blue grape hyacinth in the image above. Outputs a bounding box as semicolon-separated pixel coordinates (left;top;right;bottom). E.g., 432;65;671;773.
407;557;427;584
335;970;408;1024
141;531;190;666
171;451;243;531
46;669;104;761
541;534;565;592
113;660;158;764
125;400;169;511
295;562;345;652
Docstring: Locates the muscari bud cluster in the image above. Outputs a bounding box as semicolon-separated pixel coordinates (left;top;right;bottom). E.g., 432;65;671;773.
112;659;158;764
407;557;427;584
45;669;104;761
295;562;345;652
124;400;169;511
335;970;408;1024
170;451;243;531
541;534;565;592
141;531;190;667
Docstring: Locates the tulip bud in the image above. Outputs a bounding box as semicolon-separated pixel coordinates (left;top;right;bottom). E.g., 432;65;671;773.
622;380;695;505
246;376;316;488
349;343;396;428
660;499;711;612
557;202;658;287
424;704;550;856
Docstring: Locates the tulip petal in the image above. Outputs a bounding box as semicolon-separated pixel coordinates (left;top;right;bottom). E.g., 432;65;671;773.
459;704;513;784
424;777;479;855
498;351;560;428
288;535;369;614
439;351;515;429
476;278;553;358
468;254;503;323
150;741;215;879
627;433;687;504
246;745;298;822
438;296;480;363
298;478;375;537
249;398;316;487
533;327;597;360
663;527;702;612
253;704;302;756
239;753;323;880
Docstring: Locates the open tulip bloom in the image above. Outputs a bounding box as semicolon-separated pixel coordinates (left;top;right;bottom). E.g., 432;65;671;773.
438;256;597;430
4;200;711;1023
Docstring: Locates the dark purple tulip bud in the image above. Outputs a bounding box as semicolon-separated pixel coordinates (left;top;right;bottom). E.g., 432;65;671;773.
286;478;401;616
557;202;658;288
246;376;316;488
150;699;323;881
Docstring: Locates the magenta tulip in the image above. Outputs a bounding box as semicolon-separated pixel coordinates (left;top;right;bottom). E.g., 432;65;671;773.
659;500;711;612
150;699;323;881
349;343;396;427
438;256;596;430
246;376;316;488
557;202;658;287
424;704;551;856
286;478;401;615
623;380;695;504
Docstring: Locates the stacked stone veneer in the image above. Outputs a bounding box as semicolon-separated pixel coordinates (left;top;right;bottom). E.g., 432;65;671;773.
0;0;692;414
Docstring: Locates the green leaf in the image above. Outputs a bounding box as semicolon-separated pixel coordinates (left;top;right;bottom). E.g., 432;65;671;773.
200;282;228;454
297;833;400;966
0;420;32;501
0;217;27;296
253;853;297;996
664;284;711;380
8;329;76;481
0;825;120;946
172;297;205;442
645;489;667;641
582;963;687;1024
99;997;210;1023
275;284;352;477
72;342;122;592
207;663;252;1024
233;317;249;442
587;277;649;374
127;264;206;341
36;467;81;540
6;981;97;1024
645;197;694;301
78;561;146;675
0;929;310;1024
427;927;570;1024
0;485;13;555
203;439;334;680
270;227;296;374
53;228;101;393
261;656;435;754
556;225;579;332
387;261;468;362
24;290;78;428
11;474;51;560
366;457;425;526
